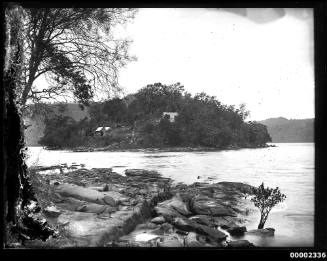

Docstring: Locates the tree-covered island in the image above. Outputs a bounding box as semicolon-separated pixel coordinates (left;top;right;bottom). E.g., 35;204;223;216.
34;82;272;150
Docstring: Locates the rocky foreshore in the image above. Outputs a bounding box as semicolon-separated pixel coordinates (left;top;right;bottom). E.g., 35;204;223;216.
26;166;276;248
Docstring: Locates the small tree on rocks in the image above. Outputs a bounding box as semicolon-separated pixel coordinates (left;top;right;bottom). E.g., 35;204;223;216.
251;182;286;229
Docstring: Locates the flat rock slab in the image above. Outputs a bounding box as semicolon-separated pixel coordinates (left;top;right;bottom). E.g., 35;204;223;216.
54;183;128;206
246;228;275;237
227;240;254;248
154;205;185;220
213;216;239;229
156;194;192;217
56;202;152;246
172;217;227;242
43;206;61;218
191;195;237;217
151;216;166;224
227;226;247;237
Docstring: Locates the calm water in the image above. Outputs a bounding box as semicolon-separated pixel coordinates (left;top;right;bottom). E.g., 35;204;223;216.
26;143;314;247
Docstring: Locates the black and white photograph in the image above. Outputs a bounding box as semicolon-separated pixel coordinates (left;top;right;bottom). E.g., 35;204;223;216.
2;3;326;254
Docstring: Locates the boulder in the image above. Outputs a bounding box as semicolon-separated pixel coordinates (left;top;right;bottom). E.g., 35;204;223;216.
160;223;174;233
213;216;238;229
56;196;87;211
194;223;227;242
173;217;227;242
154;205;184;220
103;195;118;206
103;184;125;193
172;217;198;231
43;206;61;218
176;229;189;236
246;228;275;237
157;236;184;247
151;216;166;225
135;222;159;230
191;195;236;217
123;187;140;197
189;215;216;228
185;232;206;247
199;187;215;198
157;194;192;216
227;240;254;248
227;226;247;237
103;191;130;204
55;184;120;206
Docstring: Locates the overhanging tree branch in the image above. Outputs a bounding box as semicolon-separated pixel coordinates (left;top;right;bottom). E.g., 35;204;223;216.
18;7;137;107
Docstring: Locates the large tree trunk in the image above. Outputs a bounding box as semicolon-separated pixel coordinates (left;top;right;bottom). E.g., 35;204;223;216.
3;4;55;247
4;1;30;231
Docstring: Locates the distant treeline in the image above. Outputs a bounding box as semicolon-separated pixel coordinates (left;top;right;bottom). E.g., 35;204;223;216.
29;82;271;149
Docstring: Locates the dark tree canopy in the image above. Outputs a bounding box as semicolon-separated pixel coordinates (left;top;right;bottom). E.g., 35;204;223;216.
18;7;137;106
134;82;185;116
38;82;272;149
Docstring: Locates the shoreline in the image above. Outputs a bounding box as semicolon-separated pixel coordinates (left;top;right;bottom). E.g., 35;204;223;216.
22;166;277;248
39;143;277;153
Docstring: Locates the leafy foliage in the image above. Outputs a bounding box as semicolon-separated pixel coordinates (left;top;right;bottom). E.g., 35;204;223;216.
18;8;136;106
39;115;90;148
133;82;185;115
251;182;286;229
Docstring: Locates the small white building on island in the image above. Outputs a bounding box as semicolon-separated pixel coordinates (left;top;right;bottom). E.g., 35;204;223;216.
95;126;111;136
162;112;179;123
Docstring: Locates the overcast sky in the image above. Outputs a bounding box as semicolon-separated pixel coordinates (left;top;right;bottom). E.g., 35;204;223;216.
115;8;314;121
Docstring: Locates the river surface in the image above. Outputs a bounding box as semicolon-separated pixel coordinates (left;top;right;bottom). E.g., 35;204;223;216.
26;143;314;247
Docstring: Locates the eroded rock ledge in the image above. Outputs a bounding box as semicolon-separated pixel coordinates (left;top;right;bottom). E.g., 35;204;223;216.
26;167;273;248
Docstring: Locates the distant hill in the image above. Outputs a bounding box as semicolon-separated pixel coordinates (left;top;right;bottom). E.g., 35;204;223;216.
258;117;314;143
